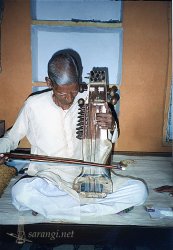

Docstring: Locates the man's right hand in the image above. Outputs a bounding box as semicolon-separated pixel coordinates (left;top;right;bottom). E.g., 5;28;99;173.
0;154;7;165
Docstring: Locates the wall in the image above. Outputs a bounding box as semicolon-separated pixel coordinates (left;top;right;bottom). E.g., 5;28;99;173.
0;0;171;153
117;1;171;153
0;0;31;130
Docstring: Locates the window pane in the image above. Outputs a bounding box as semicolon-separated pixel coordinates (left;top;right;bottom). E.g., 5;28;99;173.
31;0;122;22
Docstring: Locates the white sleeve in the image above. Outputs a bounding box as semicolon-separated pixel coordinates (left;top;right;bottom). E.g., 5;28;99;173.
0;102;29;153
107;122;119;144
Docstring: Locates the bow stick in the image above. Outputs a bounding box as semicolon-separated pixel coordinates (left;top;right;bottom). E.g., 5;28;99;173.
4;153;125;170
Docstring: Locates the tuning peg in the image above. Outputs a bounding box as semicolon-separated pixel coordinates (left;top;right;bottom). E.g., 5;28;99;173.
114;93;120;101
110;98;117;105
77;116;84;120
76;135;83;140
76;126;83;130
77;122;84;126
78;110;84;115
109;85;118;97
77;117;84;122
110;93;120;105
76;130;83;135
78;98;85;106
79;82;88;93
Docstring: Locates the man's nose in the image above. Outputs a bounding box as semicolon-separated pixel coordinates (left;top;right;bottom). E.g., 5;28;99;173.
65;93;74;102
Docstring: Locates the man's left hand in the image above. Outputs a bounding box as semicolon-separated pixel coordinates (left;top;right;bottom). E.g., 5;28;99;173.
96;104;115;130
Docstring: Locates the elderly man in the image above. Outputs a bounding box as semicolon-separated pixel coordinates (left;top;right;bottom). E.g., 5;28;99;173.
0;49;148;220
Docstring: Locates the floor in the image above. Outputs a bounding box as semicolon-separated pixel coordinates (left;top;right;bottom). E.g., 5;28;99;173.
0;154;173;249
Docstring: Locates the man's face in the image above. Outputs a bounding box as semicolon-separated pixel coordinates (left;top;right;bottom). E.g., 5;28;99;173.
51;82;79;110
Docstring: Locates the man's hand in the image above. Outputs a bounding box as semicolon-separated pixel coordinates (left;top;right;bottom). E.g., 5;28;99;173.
96;112;115;130
154;185;173;197
96;103;115;130
0;154;7;165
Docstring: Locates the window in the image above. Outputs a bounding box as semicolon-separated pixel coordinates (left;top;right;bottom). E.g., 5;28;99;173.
30;0;123;93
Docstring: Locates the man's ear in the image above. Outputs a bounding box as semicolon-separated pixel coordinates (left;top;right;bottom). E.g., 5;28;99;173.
45;77;52;88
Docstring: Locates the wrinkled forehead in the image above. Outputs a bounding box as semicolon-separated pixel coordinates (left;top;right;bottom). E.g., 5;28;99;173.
52;82;79;93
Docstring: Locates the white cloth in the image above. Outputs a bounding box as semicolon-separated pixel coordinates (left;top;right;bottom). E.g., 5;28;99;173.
11;175;148;221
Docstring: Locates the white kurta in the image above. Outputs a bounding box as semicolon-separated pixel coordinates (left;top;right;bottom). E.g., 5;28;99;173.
0;91;148;220
0;90;118;155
